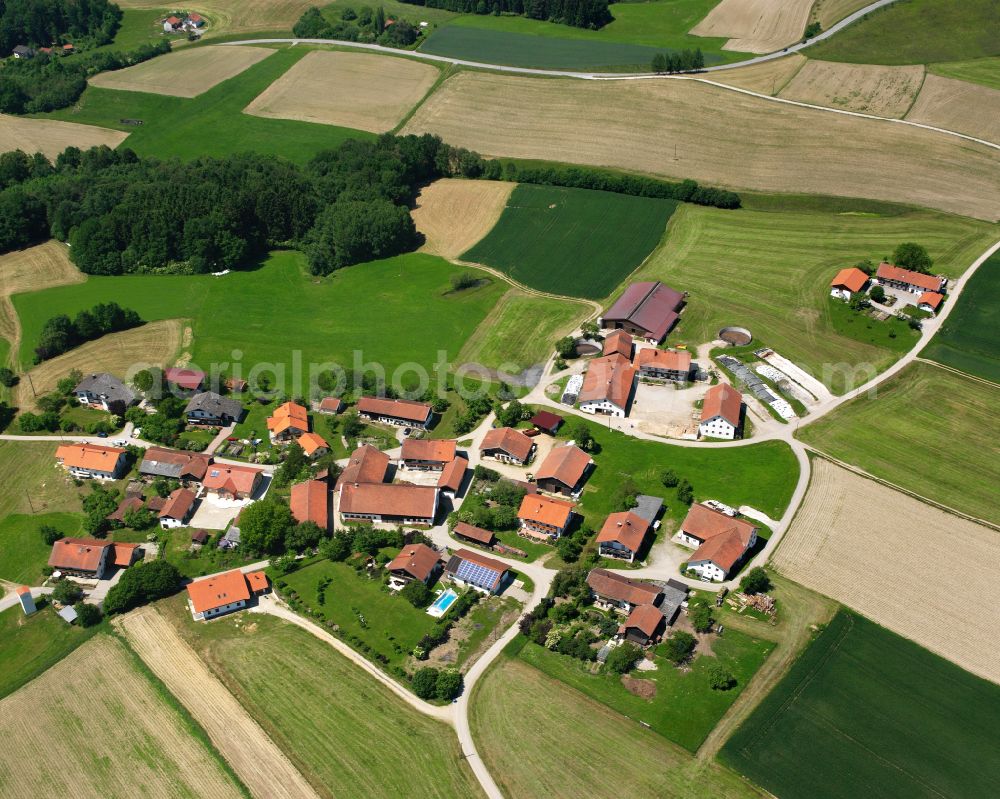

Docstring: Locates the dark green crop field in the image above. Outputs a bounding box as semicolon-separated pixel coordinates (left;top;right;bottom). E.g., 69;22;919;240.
463;184;676;299
922;250;1000;383
721;610;1000;799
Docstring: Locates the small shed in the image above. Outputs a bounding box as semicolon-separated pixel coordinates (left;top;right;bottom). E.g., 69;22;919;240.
57;605;79;624
191;529;210;545
530;411;563;435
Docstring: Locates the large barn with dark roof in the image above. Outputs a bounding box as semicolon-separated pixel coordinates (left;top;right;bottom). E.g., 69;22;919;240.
601;281;685;343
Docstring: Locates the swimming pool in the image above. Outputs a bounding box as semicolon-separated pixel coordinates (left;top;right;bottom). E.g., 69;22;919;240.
427;588;459;618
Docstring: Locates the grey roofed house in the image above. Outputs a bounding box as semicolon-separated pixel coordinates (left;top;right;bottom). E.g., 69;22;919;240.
632;495;664;525
75;373;137;412
185;391;244;424
659;579;689;625
13;45;35;58
219;523;241;549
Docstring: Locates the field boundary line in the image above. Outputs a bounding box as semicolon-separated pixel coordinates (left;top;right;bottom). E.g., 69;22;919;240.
913;357;1000;391
802;447;1000;532
901;65;930;119
451;258;602;318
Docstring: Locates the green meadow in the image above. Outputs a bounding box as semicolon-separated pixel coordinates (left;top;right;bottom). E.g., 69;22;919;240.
0;512;83;586
13;250;507;382
464;184;677;299
721;610;1000;799
38;46;370;163
928;56;1000;91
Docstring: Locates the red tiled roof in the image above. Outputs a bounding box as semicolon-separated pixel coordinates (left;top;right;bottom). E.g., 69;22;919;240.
596;511;650;552
290;479;328;528
535;443;592;489
480;427;534;462
203;464;262;496
586;568;661;605
164;367;205;390
453;521;495;545
876;262;945;293
919;291;943;310
438;455;468;492
107;496;144;522
318;397;343;413
356;396;432;424
602;330;633;358
336;444;390;489
296;432;329;456
186;569;251;614
141;447;211;480
48;537;110;573
159;488;196;520
401;438;456;463
529;411;563;432
622;603;663;637
55;443;124;473
517;494;574;528
267;401;308;434
339;483;438;519
830;267;869;293
387;544;440;582
682;504;757;573
634;347;691;373
246;571;268;593
578;353;635;409
111;542;139;567
701;383;742;427
603;281;684;341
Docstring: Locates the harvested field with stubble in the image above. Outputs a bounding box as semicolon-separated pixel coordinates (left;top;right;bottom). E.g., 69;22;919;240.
713;53;805;94
0;113;128;159
403;72;1000;221
244;50;439;133
115;606;319;799
773;458;1000;686
690;0;813;53
0;634;244;799
779;60;925;117
906;74;1000;144
16;319;183;410
811;0;873;29
90;45;273;98
413;178;515;259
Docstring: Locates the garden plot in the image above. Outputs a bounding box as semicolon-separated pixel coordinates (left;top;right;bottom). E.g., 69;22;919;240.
773;458;1000;685
90;46;273;97
244;50;439;133
690;0;814;53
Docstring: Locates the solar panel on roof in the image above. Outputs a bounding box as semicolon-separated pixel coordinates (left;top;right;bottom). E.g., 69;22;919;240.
455;559;499;588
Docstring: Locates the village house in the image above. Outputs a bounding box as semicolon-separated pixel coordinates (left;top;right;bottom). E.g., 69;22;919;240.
517;494;575;540
74;373;137;415
699;383;743;440
55;443;127;480
356;396;433;429
679;503;758;581
186;568;270;621
529;411;563;436
437;455;468;496
452;521;496;548
400;438;456;471
534;443;593;497
203;464;264;500
267;401;309;442
316;396;343;415
601;281;685;344
875;262;947;295
634;348;692;383
618;603;666;647
139;447;211;481
596;510;652;563
918;291;944;315
602;329;633;359
48;538;139;579
13;45;36;58
829;267;870;301
158;487;197;528
164;367;206;393
445;549;511;594
386;543;442;590
187;12;205;26
335;444;391;490
106;495;143;525
290;479;330;533
586;568;662;614
185;391;244;425
578;353;636;417
296;432;330;458
479;426;536;465
339;483;439;526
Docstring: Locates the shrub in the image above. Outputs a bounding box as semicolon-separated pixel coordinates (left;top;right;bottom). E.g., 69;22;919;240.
103;560;181;616
660;468;679;487
661;631;696;665
52;579;83;605
707;662;736;690
869;284;886;303
739;567;771;595
74;602;103;628
892;242;932;273
435;669;463;700
676;478;694;505
400;579;431;608
412;666;439;699
39;524;64;545
689;602;715;633
605;642;641;674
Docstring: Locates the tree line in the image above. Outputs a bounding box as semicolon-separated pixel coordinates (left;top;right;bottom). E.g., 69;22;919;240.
35;301;141;362
0;0;121;57
294;5;420;47
650;48;705;73
0;39;171;114
398;0;612;29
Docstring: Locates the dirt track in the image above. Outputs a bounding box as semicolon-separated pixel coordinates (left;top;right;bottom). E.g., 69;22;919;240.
0;634;242;799
115;606;320;799
773;458;1000;686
